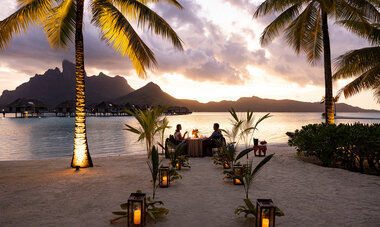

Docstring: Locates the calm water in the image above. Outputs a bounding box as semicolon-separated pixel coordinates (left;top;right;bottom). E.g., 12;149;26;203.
0;112;379;161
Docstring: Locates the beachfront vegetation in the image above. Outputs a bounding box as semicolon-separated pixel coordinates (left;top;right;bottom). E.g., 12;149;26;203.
158;117;172;154
147;146;162;199
0;0;183;168
233;154;284;218
125;106;167;157
235;198;284;218
238;154;274;199
333;19;380;102
289;123;380;174
253;0;380;125
214;142;253;171
222;108;271;146
110;191;169;224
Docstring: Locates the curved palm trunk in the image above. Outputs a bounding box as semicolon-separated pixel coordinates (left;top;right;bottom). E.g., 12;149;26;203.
71;0;93;168
321;10;335;124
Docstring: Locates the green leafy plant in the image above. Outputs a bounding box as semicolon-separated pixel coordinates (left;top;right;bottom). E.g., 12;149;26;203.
177;155;191;170
240;112;272;149
233;154;284;219
222;108;244;144
147;146;162;199
236;154;274;199
289;123;380;174
157;117;171;154
125;106;167;157
110;192;169;224
235;198;284;217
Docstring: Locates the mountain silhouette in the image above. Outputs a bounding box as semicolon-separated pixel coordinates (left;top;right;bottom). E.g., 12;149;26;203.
0;62;378;112
0;60;134;107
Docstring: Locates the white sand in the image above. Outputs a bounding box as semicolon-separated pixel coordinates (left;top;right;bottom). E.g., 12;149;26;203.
0;144;379;226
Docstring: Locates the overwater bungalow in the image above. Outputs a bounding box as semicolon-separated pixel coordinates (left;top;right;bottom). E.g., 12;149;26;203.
6;98;47;118
55;100;75;117
89;101;129;116
165;106;192;115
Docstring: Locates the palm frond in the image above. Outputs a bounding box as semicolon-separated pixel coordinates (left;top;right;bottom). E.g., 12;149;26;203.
337;20;380;45
337;0;380;24
340;63;380;100
134;0;183;9
284;2;317;56
112;0;184;51
253;0;305;17
304;6;323;63
43;0;76;49
333;47;380;79
260;2;303;46
91;0;156;78
0;0;53;50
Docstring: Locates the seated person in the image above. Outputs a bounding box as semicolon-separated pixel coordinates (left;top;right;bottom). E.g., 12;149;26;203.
174;124;187;141
203;123;224;156
209;123;223;140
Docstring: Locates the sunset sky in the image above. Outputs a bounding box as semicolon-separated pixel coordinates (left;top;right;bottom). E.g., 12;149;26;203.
0;0;379;110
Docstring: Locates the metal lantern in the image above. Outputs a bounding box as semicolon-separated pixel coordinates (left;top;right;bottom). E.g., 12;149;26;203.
128;193;146;227
159;166;170;188
233;165;243;185
175;160;181;170
256;199;276;227
224;161;231;169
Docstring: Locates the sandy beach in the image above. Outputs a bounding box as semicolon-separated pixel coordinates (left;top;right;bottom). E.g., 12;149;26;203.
0;144;379;226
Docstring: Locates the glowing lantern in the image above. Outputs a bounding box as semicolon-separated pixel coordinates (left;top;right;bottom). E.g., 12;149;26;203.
128;193;146;227
233;165;243;185
159;166;170;188
256;199;276;227
175;161;181;170
224;161;231;169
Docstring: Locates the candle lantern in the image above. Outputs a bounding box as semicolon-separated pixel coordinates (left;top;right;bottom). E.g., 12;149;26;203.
159;166;170;188
175;160;181;170
223;161;231;169
233;165;243;185
256;199;276;227
128;193;146;227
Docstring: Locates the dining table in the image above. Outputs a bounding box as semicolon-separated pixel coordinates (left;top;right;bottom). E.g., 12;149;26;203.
186;137;207;157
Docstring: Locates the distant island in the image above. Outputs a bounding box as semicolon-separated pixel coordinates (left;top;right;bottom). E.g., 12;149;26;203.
0;60;378;113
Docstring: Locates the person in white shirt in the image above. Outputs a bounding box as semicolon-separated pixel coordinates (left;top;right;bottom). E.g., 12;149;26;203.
174;124;187;141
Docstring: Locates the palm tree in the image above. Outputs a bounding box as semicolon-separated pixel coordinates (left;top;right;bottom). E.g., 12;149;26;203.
333;20;380;102
253;0;380;124
0;0;183;167
125;106;167;157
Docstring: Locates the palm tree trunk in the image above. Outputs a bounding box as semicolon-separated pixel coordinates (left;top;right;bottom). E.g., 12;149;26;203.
71;0;93;168
321;10;335;124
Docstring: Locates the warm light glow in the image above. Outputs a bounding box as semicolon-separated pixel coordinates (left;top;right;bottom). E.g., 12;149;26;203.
133;209;141;225
262;217;269;227
235;179;242;184
176;163;179;168
162;176;168;185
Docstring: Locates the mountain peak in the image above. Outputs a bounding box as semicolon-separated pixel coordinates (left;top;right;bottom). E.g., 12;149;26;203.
143;82;161;90
62;60;75;77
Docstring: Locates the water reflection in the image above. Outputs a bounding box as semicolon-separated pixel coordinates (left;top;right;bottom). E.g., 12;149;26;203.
0;112;379;160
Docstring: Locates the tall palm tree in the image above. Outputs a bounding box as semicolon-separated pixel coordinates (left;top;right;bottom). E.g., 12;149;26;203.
333;20;380;102
0;0;183;167
253;0;380;124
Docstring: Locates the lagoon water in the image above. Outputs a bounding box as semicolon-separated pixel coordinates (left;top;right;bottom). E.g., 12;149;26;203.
0;112;379;161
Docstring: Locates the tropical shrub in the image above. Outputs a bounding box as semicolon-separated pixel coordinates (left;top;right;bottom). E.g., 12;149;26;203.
125;106;167;157
147;146;162;199
289;123;380;174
